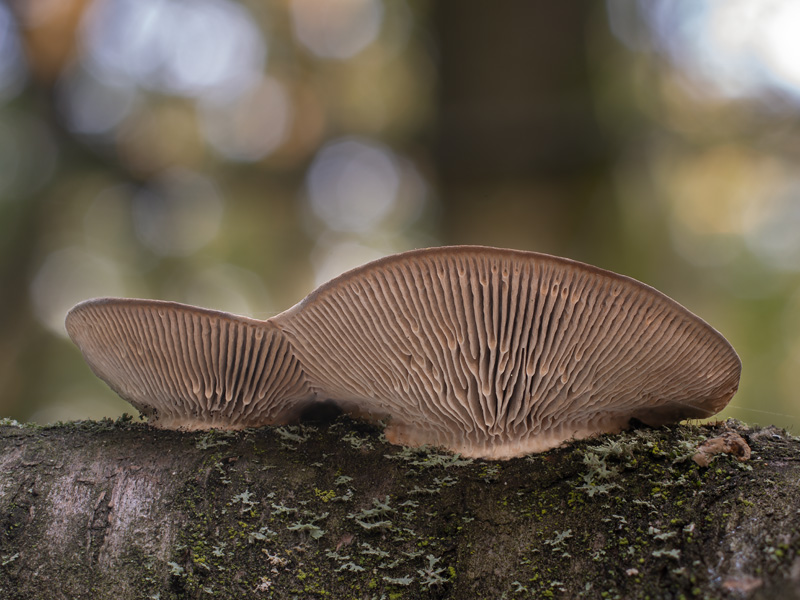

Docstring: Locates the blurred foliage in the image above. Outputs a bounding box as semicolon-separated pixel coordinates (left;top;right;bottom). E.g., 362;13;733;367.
0;0;797;431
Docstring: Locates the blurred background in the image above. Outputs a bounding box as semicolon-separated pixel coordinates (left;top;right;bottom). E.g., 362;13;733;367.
0;0;797;431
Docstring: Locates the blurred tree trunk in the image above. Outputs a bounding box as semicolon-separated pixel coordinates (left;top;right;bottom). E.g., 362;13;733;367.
1;418;798;599
433;1;619;260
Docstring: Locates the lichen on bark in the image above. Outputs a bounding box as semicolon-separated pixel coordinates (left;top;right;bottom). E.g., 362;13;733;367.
0;416;798;599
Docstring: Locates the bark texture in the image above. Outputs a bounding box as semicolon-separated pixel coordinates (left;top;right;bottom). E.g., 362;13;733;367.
0;416;798;600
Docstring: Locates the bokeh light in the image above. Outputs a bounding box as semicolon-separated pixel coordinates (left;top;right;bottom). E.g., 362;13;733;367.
200;75;293;162
306;137;400;232
57;63;138;136
82;0;266;100
608;0;800;103
29;247;127;336
290;0;383;60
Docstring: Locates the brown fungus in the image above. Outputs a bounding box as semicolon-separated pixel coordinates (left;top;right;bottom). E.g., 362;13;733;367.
692;430;751;467
66;246;741;459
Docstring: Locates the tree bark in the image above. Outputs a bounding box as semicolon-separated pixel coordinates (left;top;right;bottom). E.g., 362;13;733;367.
0;416;798;599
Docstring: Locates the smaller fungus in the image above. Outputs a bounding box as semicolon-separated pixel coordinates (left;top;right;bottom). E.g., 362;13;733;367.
66;245;741;459
692;430;751;467
721;576;763;594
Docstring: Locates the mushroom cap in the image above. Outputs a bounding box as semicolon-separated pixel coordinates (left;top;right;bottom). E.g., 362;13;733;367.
66;298;314;429
277;246;741;458
66;246;741;458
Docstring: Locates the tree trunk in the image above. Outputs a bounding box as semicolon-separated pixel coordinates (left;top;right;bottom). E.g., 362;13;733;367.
0;416;798;599
433;1;621;263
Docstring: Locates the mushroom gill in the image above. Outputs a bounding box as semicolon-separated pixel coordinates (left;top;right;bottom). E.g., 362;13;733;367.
65;298;314;429
66;246;741;459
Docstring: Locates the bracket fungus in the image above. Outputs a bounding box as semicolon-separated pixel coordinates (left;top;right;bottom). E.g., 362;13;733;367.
66;246;741;459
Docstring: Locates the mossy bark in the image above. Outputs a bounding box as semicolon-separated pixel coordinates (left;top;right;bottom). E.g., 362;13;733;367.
0;416;798;600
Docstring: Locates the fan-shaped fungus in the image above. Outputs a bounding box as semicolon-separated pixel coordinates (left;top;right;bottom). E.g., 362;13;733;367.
66;246;741;459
